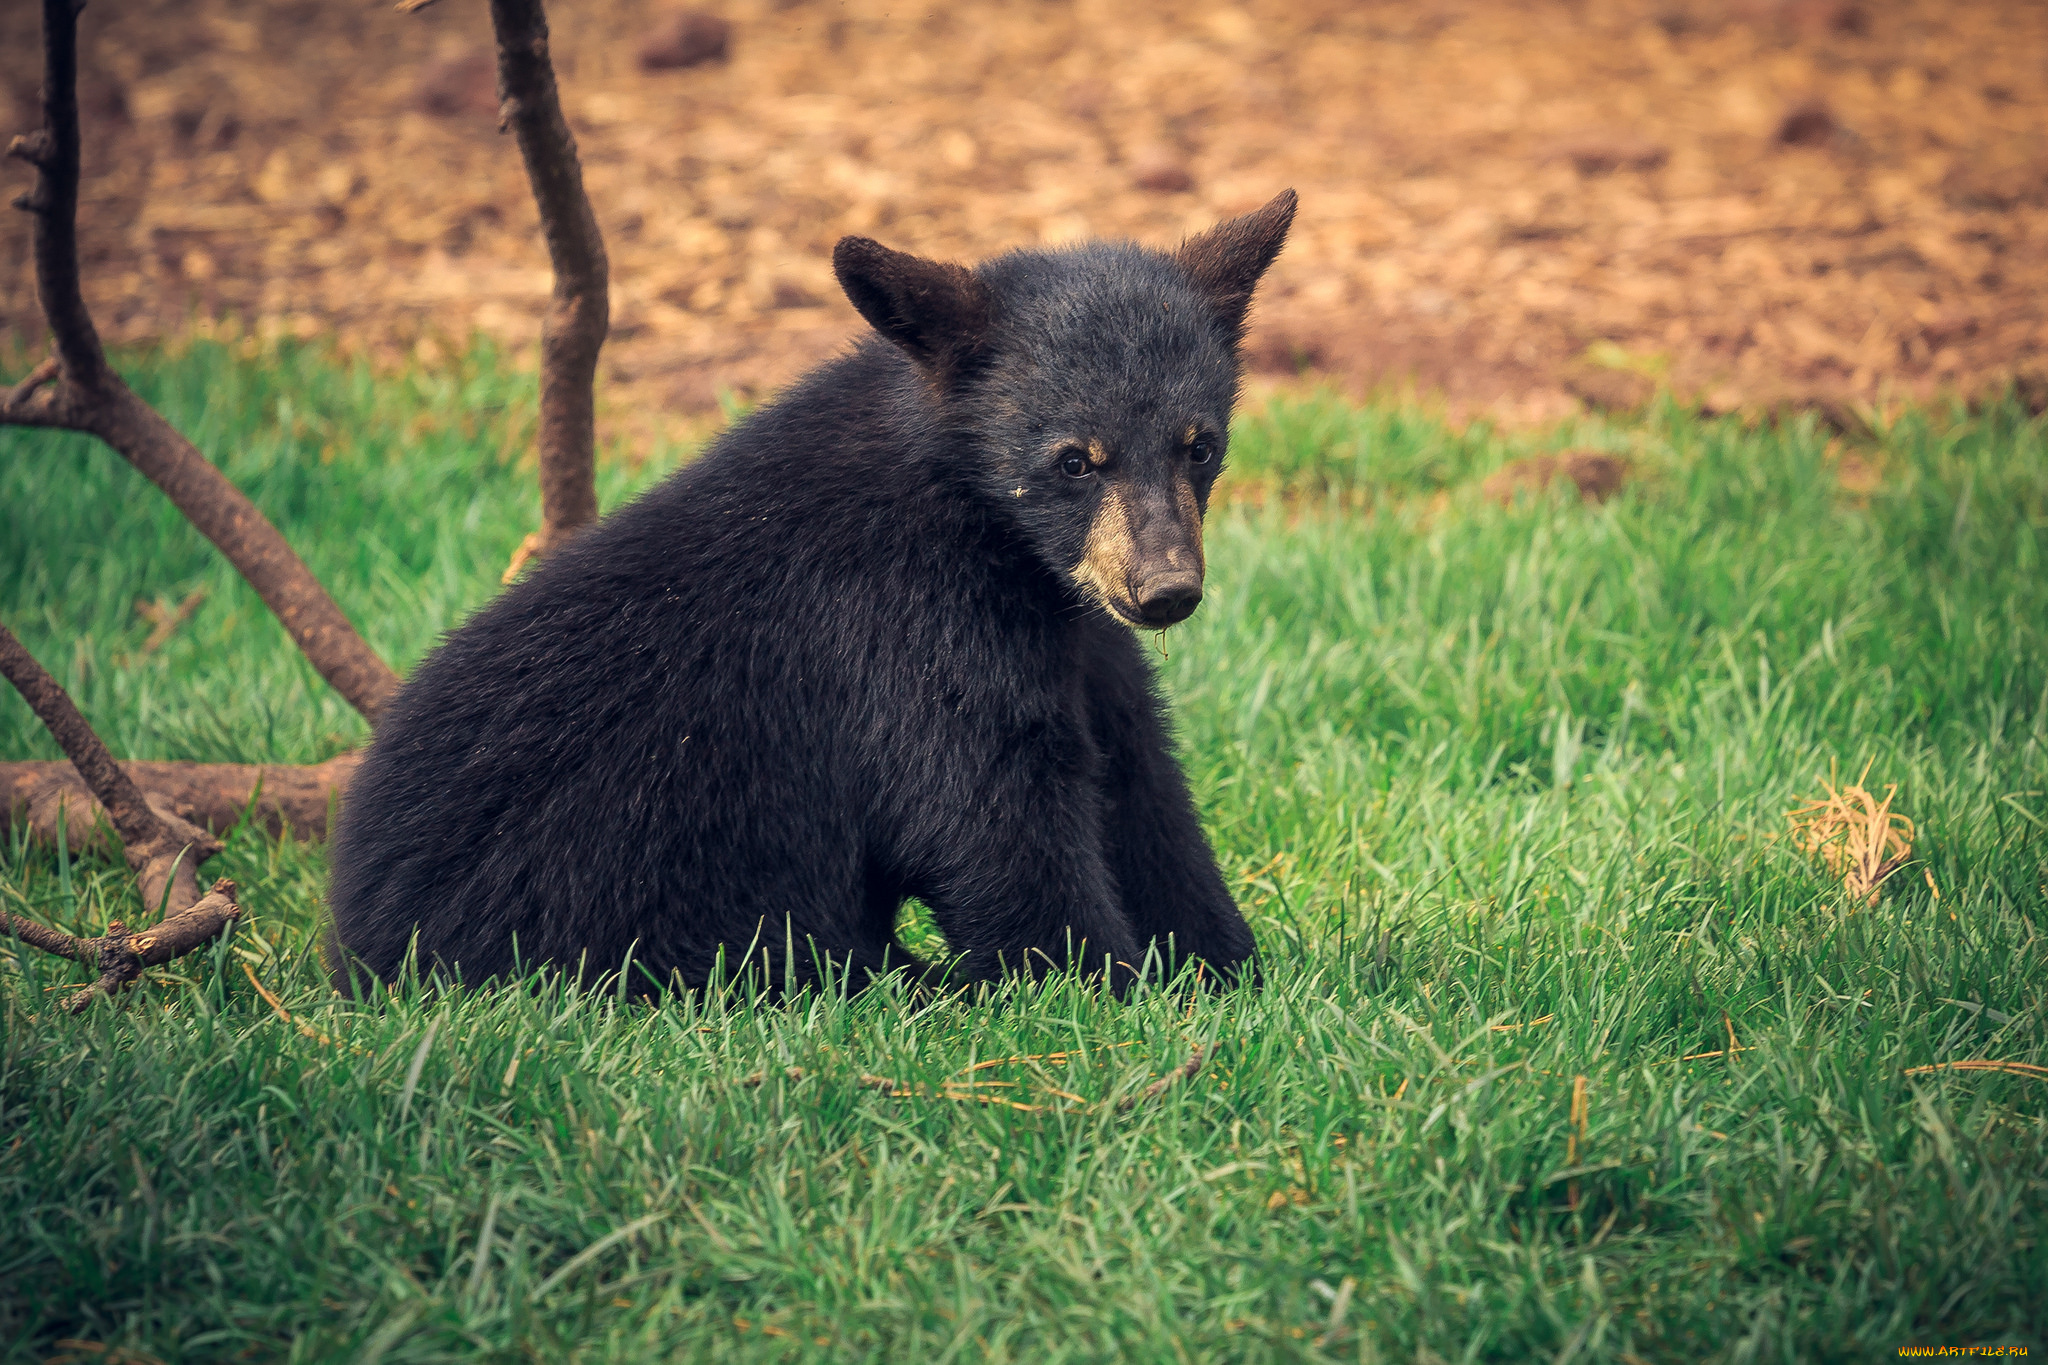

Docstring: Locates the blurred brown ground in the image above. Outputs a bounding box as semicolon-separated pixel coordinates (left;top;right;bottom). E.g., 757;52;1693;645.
3;0;2044;435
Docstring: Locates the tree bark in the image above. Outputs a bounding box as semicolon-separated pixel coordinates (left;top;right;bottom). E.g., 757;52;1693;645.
3;878;242;1013
489;0;609;577
2;753;360;849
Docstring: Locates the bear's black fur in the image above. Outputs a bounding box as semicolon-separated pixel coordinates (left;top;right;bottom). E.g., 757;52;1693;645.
326;190;1296;995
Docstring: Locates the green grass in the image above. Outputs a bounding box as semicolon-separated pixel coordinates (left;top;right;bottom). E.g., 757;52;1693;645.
3;338;2045;1362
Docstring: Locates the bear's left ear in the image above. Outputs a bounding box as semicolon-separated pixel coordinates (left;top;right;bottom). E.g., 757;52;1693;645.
833;236;991;384
1172;189;1298;343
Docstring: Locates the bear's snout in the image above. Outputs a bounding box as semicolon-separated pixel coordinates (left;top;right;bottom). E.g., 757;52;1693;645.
1075;479;1210;628
1129;569;1203;626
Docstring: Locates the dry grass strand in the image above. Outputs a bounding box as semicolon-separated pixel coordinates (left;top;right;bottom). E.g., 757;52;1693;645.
1785;762;1916;905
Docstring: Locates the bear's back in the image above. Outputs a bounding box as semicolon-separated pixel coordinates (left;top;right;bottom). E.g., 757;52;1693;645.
326;345;1015;985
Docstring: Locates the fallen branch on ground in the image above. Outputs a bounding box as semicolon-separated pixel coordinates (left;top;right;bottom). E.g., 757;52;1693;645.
1120;1046;1206;1111
130;588;207;659
4;878;242;1014
2;753;360;850
1;618;242;1012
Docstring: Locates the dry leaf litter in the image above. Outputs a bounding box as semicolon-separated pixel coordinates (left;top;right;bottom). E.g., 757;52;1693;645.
2;0;2044;439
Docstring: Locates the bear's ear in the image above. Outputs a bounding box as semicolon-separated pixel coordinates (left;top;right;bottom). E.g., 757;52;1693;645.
1172;189;1298;343
833;236;991;382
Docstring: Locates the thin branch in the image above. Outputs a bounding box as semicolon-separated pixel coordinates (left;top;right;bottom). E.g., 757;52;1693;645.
0;0;400;723
2;878;244;1013
1119;1046;1206;1111
0;620;219;913
6;0;105;388
0;909;84;961
489;0;609;568
134;587;206;657
5;356;60;409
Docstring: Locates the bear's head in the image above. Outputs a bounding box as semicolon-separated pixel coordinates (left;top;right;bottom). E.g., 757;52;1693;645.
833;190;1296;629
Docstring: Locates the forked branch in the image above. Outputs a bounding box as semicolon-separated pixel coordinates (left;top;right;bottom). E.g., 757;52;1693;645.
486;0;609;578
0;0;400;723
4;878;242;1013
1;623;242;1010
0;621;219;914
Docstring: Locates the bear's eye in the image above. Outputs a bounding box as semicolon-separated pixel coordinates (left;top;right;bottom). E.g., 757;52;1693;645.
1188;438;1216;465
1060;450;1092;478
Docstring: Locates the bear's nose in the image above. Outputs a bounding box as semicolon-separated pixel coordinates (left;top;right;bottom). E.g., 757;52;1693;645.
1131;572;1203;626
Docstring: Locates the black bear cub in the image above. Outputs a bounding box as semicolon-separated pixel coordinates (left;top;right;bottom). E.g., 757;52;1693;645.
327;190;1297;996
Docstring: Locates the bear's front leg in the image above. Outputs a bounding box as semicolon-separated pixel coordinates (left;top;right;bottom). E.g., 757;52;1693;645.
1086;631;1259;986
896;728;1144;991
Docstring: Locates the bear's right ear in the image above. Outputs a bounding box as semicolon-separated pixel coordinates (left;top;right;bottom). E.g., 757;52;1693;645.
833;236;991;384
1172;189;1298;344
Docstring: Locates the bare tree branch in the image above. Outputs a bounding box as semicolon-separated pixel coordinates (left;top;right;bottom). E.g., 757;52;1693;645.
0;620;220;914
4;878;242;1013
2;0;618;903
5;355;60;409
4;0;104;390
488;0;609;577
0;908;80;961
2;753;361;849
0;0;401;723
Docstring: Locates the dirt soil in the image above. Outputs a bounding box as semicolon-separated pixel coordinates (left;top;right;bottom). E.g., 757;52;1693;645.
4;0;2045;433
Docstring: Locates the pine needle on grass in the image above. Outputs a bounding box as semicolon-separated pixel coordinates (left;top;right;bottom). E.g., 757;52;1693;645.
855;1043;1203;1114
240;960;363;1052
1905;1060;2048;1082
